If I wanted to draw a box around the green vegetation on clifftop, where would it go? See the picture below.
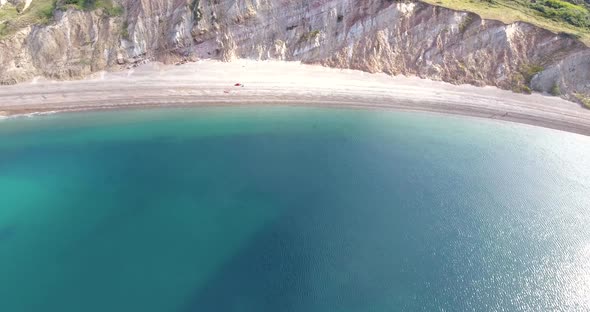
[423,0,590,45]
[0,0,122,38]
[0,0,56,38]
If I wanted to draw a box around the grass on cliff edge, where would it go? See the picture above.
[422,0,590,45]
[0,0,122,38]
[1,0,56,38]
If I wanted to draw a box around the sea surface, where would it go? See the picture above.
[0,107,589,312]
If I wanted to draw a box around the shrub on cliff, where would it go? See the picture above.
[574,93,590,108]
[532,0,590,28]
[551,83,562,96]
[58,0,123,16]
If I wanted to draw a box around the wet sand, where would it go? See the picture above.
[1,60,589,135]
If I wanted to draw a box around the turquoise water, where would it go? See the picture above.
[0,107,589,311]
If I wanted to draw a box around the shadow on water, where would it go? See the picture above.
[0,226,15,241]
[179,171,447,312]
[42,132,354,312]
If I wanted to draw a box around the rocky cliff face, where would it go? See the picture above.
[1,0,589,102]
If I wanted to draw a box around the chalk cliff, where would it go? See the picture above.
[1,0,589,103]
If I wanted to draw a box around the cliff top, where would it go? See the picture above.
[0,0,121,38]
[423,0,590,45]
[1,0,589,44]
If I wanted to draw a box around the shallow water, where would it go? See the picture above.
[0,107,589,311]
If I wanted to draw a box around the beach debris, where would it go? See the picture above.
[234,83,242,87]
[175,59,189,66]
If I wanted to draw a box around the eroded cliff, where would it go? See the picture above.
[1,0,589,103]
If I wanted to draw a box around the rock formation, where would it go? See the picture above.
[1,0,589,102]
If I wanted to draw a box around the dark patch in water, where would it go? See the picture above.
[0,226,15,241]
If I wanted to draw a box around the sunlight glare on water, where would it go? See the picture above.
[0,107,589,312]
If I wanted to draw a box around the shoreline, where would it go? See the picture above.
[1,60,590,136]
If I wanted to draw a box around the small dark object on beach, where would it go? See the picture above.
[234,83,242,87]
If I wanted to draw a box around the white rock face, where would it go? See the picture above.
[1,0,589,100]
[532,49,590,95]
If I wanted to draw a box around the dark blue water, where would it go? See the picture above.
[0,107,589,311]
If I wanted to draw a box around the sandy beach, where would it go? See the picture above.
[1,60,589,135]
